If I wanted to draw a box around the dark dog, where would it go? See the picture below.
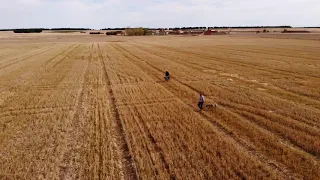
[205,103,218,111]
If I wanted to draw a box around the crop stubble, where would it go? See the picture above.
[0,35,319,179]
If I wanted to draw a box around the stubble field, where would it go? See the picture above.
[0,33,319,180]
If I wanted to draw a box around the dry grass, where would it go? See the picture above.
[0,33,319,179]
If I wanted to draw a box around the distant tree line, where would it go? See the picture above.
[125,28,151,36]
[124,26,292,30]
[102,27,205,31]
[300,27,320,28]
[211,26,292,29]
[51,28,91,31]
[148,28,167,30]
[2,26,310,34]
[169,27,207,30]
[0,29,15,31]
[101,28,125,30]
[0,28,49,32]
[0,28,91,33]
[13,29,44,33]
[101,26,293,31]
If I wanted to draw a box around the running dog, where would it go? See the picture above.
[205,103,218,111]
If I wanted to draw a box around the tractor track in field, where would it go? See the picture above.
[110,43,299,179]
[128,43,320,126]
[0,45,60,70]
[137,42,320,62]
[186,46,320,78]
[0,46,36,60]
[211,45,320,61]
[135,41,320,83]
[98,44,139,180]
[0,44,72,83]
[0,45,82,136]
[116,98,177,108]
[131,42,320,106]
[0,45,45,59]
[114,42,320,179]
[58,56,88,180]
[0,44,80,109]
[218,99,320,136]
[142,45,320,128]
[131,106,175,179]
[105,43,237,179]
[175,44,320,62]
[51,44,80,68]
[112,42,320,179]
[223,103,320,158]
[44,44,78,66]
[140,43,320,80]
[0,51,18,58]
[119,42,320,150]
[58,44,92,180]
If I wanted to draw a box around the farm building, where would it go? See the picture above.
[168,30,187,35]
[151,29,167,35]
[189,30,204,35]
[115,31,123,35]
[158,29,167,35]
[203,30,229,35]
[203,30,218,35]
[168,31,178,35]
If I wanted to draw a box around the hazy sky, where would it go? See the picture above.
[1,0,319,29]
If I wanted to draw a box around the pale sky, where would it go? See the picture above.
[1,0,319,29]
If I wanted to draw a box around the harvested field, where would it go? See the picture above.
[241,33,320,41]
[0,34,319,179]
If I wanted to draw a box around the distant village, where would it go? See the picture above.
[83,26,311,36]
[1,26,313,35]
[150,29,229,36]
[97,28,230,36]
